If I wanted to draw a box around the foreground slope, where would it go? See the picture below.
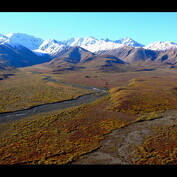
[1,68,177,164]
[1,32,177,165]
[73,74,177,164]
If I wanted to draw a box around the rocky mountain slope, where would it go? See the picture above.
[0,42,50,67]
[43,46,127,72]
[1,32,177,68]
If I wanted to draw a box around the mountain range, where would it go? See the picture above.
[1,32,177,68]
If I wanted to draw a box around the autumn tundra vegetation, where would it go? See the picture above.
[0,64,177,165]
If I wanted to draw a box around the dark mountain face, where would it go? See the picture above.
[62,46,95,63]
[156,50,177,64]
[103,47,159,63]
[47,46,95,67]
[102,46,177,65]
[45,46,126,72]
[122,48,158,63]
[81,54,126,72]
[2,39,177,71]
[0,44,51,67]
[43,44,177,72]
[90,54,125,66]
[97,46,134,58]
[2,32,177,70]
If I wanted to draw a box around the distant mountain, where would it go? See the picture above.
[155,50,177,64]
[102,47,157,63]
[0,42,50,67]
[103,46,177,65]
[62,36,143,53]
[122,47,158,63]
[44,46,126,72]
[144,41,177,51]
[114,37,145,47]
[0,33,8,43]
[6,33,44,50]
[59,46,95,63]
[2,32,177,54]
[63,36,98,47]
[38,39,70,57]
[47,46,95,69]
[1,32,177,69]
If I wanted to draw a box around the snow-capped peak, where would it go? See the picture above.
[144,41,177,51]
[114,37,144,47]
[4,31,177,57]
[39,39,65,50]
[0,32,146,55]
[39,39,69,55]
[63,36,134,53]
[0,35,22,49]
[6,33,44,50]
[0,33,9,43]
[6,33,15,38]
[101,38,111,42]
[63,36,98,47]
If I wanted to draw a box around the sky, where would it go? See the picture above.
[0,12,177,45]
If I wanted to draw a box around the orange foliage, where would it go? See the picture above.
[135,123,177,165]
[109,76,177,113]
[0,97,131,165]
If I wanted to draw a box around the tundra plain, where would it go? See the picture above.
[0,64,177,165]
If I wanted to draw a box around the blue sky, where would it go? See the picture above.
[0,12,177,45]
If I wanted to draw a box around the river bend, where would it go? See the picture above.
[0,75,107,124]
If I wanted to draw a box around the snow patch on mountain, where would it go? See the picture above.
[63,36,125,53]
[114,37,145,47]
[33,49,49,56]
[0,33,9,43]
[63,36,98,46]
[0,33,146,55]
[83,40,124,53]
[63,36,144,53]
[144,41,177,51]
[6,33,43,50]
[3,32,177,57]
[2,40,23,49]
[39,39,70,56]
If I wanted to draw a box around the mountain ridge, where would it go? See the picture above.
[2,32,177,54]
[1,32,177,68]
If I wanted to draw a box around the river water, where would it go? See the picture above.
[0,75,107,124]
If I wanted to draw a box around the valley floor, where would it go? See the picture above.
[0,66,177,165]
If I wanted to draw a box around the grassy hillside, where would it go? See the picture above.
[108,75,177,114]
[135,122,177,165]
